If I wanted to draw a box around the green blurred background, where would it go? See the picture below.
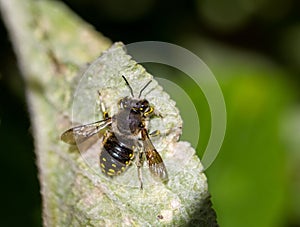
[1,0,300,226]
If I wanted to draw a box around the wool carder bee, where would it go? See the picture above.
[61,76,168,189]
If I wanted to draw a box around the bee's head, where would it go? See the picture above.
[120,75,152,113]
[119,97,150,113]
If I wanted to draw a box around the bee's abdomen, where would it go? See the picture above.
[100,133,134,176]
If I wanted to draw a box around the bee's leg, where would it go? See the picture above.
[149,130,160,137]
[97,91,109,119]
[144,106,163,118]
[136,149,144,190]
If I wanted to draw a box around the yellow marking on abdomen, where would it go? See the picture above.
[108,169,115,173]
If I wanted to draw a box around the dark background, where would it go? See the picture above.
[1,0,300,226]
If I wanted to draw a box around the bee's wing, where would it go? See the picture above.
[61,118,112,145]
[141,128,168,182]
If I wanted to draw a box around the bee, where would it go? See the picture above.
[61,76,168,189]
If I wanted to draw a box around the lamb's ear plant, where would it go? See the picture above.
[0,0,218,226]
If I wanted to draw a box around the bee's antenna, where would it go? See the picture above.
[122,75,134,97]
[138,80,152,98]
